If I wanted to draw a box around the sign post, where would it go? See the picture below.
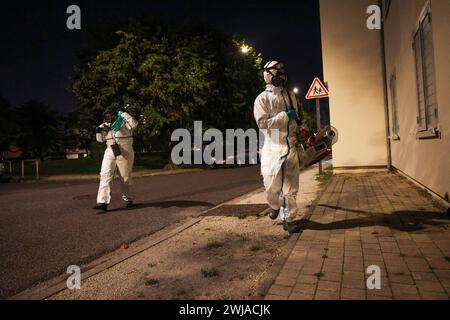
[315,98,323,174]
[305,77,330,175]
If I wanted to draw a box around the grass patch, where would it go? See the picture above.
[283,234,292,240]
[239,235,249,242]
[201,267,220,278]
[315,166,333,186]
[238,213,247,220]
[176,288,189,296]
[172,289,194,300]
[144,278,159,286]
[206,241,224,249]
[148,262,157,268]
[249,244,262,252]
[322,254,329,259]
[137,292,144,298]
[11,152,170,178]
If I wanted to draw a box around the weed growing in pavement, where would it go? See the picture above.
[206,241,224,249]
[201,267,220,278]
[315,166,333,186]
[250,244,262,252]
[314,272,325,279]
[174,288,195,299]
[240,235,249,242]
[145,278,159,286]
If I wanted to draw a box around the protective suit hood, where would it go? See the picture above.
[263,61,287,87]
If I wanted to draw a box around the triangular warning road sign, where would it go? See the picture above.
[305,77,329,99]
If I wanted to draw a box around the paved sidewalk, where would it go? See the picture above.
[265,172,450,300]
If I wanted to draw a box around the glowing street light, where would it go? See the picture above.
[293,87,299,94]
[240,45,249,54]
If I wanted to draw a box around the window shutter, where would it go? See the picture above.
[389,73,399,136]
[421,13,438,129]
[413,31,427,131]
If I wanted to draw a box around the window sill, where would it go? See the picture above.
[416,128,440,140]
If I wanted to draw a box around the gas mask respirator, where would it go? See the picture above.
[263,62,287,87]
[100,110,122,158]
[102,111,118,131]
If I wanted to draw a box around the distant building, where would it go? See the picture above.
[319,0,449,203]
[65,148,88,160]
[1,144,23,160]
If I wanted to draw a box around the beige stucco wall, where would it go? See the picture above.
[384,0,450,201]
[320,0,388,169]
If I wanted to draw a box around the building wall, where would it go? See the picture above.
[384,0,450,201]
[319,0,388,169]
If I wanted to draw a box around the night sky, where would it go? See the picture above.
[0,0,323,114]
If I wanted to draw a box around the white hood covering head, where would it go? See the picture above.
[263,61,285,85]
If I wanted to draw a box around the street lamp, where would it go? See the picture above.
[293,87,299,94]
[240,45,249,54]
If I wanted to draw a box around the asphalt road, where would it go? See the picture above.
[0,166,262,298]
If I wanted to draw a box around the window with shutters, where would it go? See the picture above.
[390,72,400,139]
[413,4,439,138]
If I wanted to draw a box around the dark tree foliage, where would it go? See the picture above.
[14,100,62,159]
[71,21,264,152]
[0,96,15,152]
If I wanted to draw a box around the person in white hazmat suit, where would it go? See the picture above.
[94,109,138,212]
[254,61,302,234]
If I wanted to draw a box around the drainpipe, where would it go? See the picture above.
[379,0,392,171]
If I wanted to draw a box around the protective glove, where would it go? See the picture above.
[111,112,126,132]
[287,109,298,121]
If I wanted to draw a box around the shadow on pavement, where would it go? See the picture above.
[293,204,450,232]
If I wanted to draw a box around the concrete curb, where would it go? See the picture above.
[253,232,300,299]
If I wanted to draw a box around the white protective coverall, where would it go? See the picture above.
[96,112,138,204]
[254,85,300,223]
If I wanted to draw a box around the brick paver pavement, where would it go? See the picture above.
[265,172,450,300]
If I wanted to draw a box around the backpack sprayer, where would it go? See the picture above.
[279,81,339,170]
[296,125,338,169]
